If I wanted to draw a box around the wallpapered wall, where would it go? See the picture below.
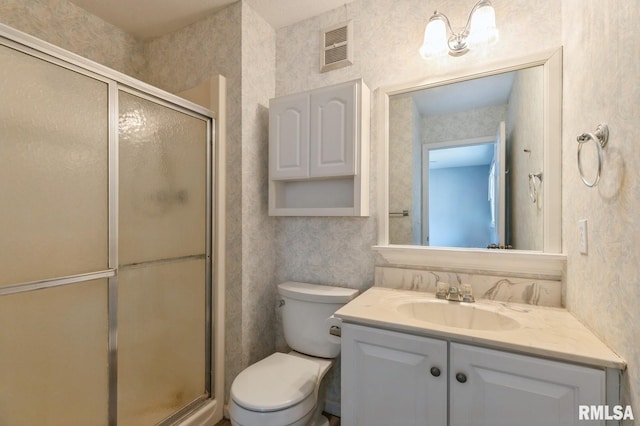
[388,96,414,244]
[506,67,544,250]
[562,0,640,420]
[0,0,145,77]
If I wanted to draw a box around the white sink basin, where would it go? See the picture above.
[396,300,520,331]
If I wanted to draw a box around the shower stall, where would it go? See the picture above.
[0,25,220,426]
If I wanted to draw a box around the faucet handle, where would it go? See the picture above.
[461,284,475,303]
[435,282,448,299]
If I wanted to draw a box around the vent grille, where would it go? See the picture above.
[325,26,348,48]
[325,44,348,65]
[320,21,353,73]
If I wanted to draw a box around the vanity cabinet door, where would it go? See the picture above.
[269,92,310,180]
[341,324,447,426]
[449,343,606,426]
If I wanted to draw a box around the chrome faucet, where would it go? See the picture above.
[437,285,475,303]
[446,286,461,302]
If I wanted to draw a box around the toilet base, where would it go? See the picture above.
[315,414,329,426]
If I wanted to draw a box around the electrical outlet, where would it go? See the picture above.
[578,219,588,254]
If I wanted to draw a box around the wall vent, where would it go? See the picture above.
[320,21,353,73]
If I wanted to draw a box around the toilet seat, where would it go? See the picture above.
[231,352,319,411]
[230,353,320,425]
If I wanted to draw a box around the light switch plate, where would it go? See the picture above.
[578,219,588,254]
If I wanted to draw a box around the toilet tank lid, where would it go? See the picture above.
[278,281,359,303]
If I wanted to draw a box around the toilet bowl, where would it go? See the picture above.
[228,282,358,426]
[229,352,332,426]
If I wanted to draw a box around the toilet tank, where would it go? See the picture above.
[278,281,359,358]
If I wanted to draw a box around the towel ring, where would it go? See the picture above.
[577,123,609,187]
[528,172,542,203]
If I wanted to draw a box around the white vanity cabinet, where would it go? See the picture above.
[342,324,609,426]
[268,79,370,216]
[341,323,447,426]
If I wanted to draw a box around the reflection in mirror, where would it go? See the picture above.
[388,66,544,250]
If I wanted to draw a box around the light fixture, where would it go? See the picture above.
[419,0,498,58]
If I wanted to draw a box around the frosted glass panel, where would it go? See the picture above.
[0,45,109,286]
[0,279,109,426]
[119,91,207,265]
[117,259,206,426]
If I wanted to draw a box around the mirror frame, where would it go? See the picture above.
[374,48,566,278]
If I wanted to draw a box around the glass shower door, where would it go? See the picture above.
[117,90,210,426]
[0,43,110,426]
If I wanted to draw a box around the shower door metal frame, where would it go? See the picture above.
[116,84,215,426]
[0,24,216,426]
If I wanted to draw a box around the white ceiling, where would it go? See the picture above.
[411,71,516,117]
[69,0,351,40]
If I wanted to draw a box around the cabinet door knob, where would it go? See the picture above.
[430,367,441,377]
[455,372,468,383]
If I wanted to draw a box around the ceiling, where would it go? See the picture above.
[411,71,516,117]
[69,0,351,40]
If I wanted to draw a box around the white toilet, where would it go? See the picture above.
[229,281,358,426]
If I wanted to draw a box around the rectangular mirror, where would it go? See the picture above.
[390,66,542,250]
[376,49,563,276]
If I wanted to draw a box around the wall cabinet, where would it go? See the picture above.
[342,323,609,426]
[268,79,370,216]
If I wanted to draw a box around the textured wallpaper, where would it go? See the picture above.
[562,0,640,419]
[388,96,414,244]
[0,0,145,77]
[422,104,507,145]
[239,0,277,375]
[506,67,544,250]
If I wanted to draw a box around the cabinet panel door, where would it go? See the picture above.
[450,343,605,426]
[269,93,309,180]
[342,324,447,426]
[309,82,356,177]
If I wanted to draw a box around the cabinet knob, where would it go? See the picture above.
[455,373,468,383]
[430,367,441,377]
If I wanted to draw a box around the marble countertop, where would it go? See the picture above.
[334,287,626,370]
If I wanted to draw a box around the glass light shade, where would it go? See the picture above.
[468,4,498,46]
[419,18,448,58]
